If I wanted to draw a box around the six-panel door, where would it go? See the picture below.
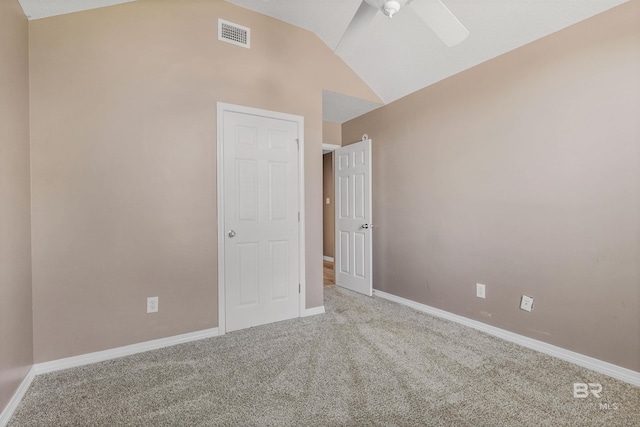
[223,111,300,332]
[335,140,372,296]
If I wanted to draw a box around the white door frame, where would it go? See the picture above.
[216,102,305,335]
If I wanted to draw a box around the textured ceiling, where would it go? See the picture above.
[18,0,630,123]
[18,0,136,19]
[322,90,383,124]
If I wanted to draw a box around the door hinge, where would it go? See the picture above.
[296,139,299,149]
[298,212,300,222]
[299,283,301,293]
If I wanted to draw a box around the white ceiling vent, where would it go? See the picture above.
[218,19,250,48]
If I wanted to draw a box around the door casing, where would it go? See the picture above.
[216,102,305,335]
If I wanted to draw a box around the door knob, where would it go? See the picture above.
[228,230,236,238]
[361,224,369,229]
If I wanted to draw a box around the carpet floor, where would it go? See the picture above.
[9,287,640,426]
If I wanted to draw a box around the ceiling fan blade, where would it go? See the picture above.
[411,0,469,47]
[335,1,379,56]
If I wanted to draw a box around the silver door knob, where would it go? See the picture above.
[228,230,236,238]
[361,224,369,229]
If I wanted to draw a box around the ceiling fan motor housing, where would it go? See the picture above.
[338,0,468,56]
[383,1,401,18]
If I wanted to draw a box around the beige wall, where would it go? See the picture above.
[29,0,380,362]
[322,153,334,259]
[0,0,33,413]
[343,1,640,371]
[322,121,342,146]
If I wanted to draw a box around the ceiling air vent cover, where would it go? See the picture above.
[218,19,250,48]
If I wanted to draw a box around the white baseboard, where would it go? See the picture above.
[373,289,640,387]
[0,367,36,427]
[302,306,325,317]
[323,256,334,262]
[34,328,219,375]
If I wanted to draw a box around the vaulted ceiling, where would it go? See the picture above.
[18,0,629,123]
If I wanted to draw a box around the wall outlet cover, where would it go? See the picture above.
[476,283,486,299]
[520,295,534,312]
[147,296,159,313]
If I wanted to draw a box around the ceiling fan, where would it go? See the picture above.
[335,0,469,56]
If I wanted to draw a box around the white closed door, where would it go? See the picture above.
[335,139,372,296]
[222,110,300,332]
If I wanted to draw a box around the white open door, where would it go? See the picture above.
[219,105,303,333]
[334,139,372,296]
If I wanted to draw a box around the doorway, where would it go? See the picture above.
[333,140,373,296]
[322,139,373,296]
[322,144,340,287]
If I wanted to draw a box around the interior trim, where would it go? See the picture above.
[322,143,341,152]
[302,306,326,317]
[0,367,35,426]
[34,328,219,375]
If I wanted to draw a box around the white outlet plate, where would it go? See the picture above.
[476,283,486,299]
[520,295,534,312]
[147,296,158,313]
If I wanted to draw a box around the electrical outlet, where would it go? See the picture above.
[520,295,534,312]
[326,198,331,204]
[147,296,158,313]
[476,283,486,299]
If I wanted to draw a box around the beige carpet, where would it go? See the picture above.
[9,287,639,426]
